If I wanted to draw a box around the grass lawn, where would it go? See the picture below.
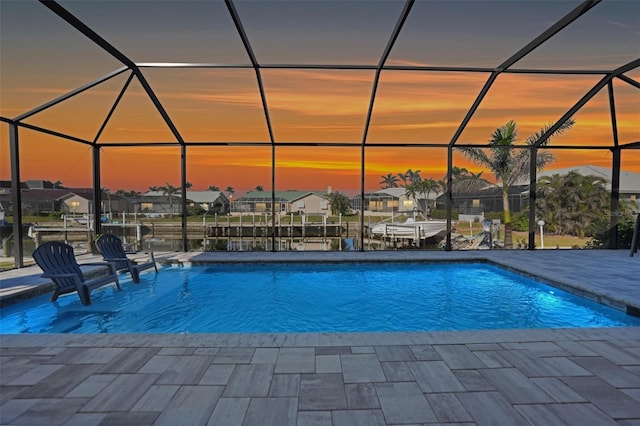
[512,231,591,249]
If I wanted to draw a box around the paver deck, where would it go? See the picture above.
[1,249,639,425]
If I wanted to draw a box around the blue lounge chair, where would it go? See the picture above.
[32,241,121,305]
[95,233,157,283]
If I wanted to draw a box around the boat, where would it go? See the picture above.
[370,218,448,239]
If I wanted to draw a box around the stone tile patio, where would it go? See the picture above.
[1,249,639,424]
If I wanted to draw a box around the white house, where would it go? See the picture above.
[353,187,442,215]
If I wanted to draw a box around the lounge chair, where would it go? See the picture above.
[32,241,121,305]
[95,233,157,283]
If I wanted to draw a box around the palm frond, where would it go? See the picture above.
[459,147,491,169]
[526,118,575,146]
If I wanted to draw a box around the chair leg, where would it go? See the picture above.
[51,288,60,302]
[113,276,122,290]
[78,286,92,305]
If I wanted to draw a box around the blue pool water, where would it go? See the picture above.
[1,262,639,334]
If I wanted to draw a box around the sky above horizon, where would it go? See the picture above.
[1,0,639,194]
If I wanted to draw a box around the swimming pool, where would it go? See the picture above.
[1,262,639,333]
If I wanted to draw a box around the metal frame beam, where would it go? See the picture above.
[449,0,601,149]
[93,72,135,143]
[13,67,129,122]
[92,146,102,238]
[496,0,601,72]
[532,59,640,149]
[41,0,186,232]
[617,74,640,89]
[181,145,188,250]
[135,62,613,76]
[9,123,24,268]
[1,0,632,264]
[608,81,621,248]
[226,0,278,251]
[12,122,93,146]
[39,1,135,68]
[359,0,414,251]
[527,148,538,250]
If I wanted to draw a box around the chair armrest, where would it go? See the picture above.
[41,272,78,279]
[80,262,119,276]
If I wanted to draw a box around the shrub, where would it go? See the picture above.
[483,211,503,221]
[586,215,636,249]
[430,209,458,220]
[511,211,529,232]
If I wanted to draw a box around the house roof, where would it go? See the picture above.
[239,190,327,202]
[20,189,77,201]
[141,191,229,204]
[0,181,29,190]
[144,190,180,198]
[59,191,96,201]
[181,191,228,204]
[368,187,442,200]
[538,165,640,193]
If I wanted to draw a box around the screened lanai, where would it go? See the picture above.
[1,0,639,267]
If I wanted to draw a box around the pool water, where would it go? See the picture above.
[1,262,639,333]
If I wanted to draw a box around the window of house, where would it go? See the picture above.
[370,201,383,211]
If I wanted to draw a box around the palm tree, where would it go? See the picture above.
[208,185,220,191]
[460,119,574,248]
[255,185,264,191]
[326,191,351,215]
[379,173,399,189]
[397,172,408,187]
[443,166,487,194]
[176,182,192,195]
[148,185,159,192]
[538,171,607,237]
[404,184,418,209]
[160,183,178,218]
[417,178,440,216]
[537,173,564,234]
[225,186,235,199]
[405,168,421,186]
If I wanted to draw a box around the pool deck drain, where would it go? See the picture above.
[1,249,639,424]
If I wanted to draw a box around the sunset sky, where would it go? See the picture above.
[1,0,638,195]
